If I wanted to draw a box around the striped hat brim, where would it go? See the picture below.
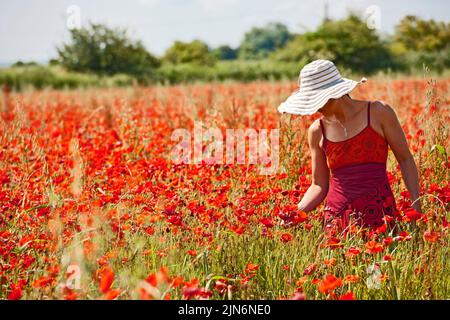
[278,77,366,115]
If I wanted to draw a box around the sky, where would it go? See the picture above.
[0,0,449,63]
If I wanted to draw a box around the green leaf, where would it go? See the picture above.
[431,144,446,157]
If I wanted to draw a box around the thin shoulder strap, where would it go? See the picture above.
[367,101,371,126]
[319,118,326,140]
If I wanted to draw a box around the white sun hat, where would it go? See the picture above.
[277,59,367,115]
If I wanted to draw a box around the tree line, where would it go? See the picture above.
[2,13,449,89]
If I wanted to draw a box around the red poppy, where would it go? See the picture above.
[345,247,362,258]
[384,254,394,261]
[365,240,384,254]
[64,291,77,300]
[291,292,306,300]
[8,284,22,300]
[423,231,440,243]
[383,237,393,246]
[318,274,343,294]
[394,231,412,242]
[303,263,317,276]
[98,266,114,293]
[344,275,360,283]
[325,237,344,249]
[339,292,356,300]
[103,289,120,300]
[259,217,274,228]
[245,263,259,274]
[323,258,336,267]
[182,278,212,300]
[404,208,423,222]
[280,233,293,243]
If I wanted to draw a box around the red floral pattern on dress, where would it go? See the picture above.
[323,126,388,171]
[323,181,399,237]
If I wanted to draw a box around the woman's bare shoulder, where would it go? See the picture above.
[308,118,322,135]
[371,100,398,124]
[371,100,396,116]
[308,119,323,145]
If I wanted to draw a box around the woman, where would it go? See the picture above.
[278,60,421,235]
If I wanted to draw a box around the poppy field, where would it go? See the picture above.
[0,77,449,300]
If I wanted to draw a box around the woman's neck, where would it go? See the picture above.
[320,96,360,122]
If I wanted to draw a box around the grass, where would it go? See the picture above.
[2,61,450,91]
[0,77,448,300]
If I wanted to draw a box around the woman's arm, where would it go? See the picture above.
[375,102,422,213]
[297,120,330,212]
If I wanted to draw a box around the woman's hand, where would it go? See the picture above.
[297,120,330,212]
[374,101,422,213]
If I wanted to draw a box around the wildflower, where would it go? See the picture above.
[259,217,274,228]
[32,276,55,288]
[182,279,212,300]
[245,263,259,274]
[345,247,362,258]
[303,263,317,276]
[167,214,183,226]
[318,274,343,294]
[142,249,152,256]
[98,266,114,293]
[404,208,423,222]
[384,254,394,261]
[277,207,307,226]
[295,277,307,287]
[394,231,412,242]
[325,237,344,249]
[103,289,120,300]
[170,276,184,288]
[303,223,313,230]
[291,292,306,300]
[339,292,356,300]
[188,250,197,256]
[144,226,155,235]
[64,289,77,300]
[8,284,22,300]
[280,233,293,243]
[323,258,336,267]
[365,240,384,254]
[380,273,389,282]
[423,231,440,243]
[97,255,109,266]
[375,224,387,234]
[383,237,393,246]
[344,275,360,283]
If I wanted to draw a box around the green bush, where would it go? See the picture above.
[57,23,160,76]
[0,65,136,91]
[163,40,216,67]
[272,14,397,74]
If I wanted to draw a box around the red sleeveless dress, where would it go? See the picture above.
[320,102,399,235]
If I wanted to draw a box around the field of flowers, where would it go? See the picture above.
[0,77,449,300]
